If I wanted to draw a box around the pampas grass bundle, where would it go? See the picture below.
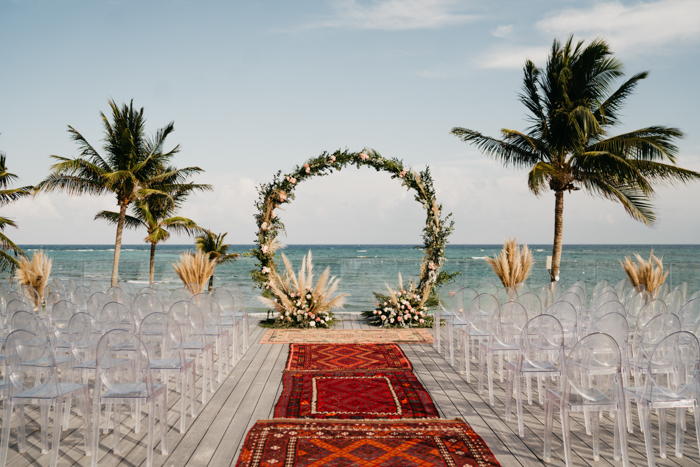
[173,251,216,292]
[15,250,52,308]
[621,250,668,297]
[258,251,348,328]
[485,238,534,289]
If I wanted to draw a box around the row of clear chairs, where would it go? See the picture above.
[437,281,700,467]
[0,279,252,467]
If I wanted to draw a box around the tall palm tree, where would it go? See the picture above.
[36,99,205,286]
[452,36,700,282]
[0,152,32,272]
[195,231,239,290]
[95,166,210,284]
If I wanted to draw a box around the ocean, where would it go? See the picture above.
[18,244,700,312]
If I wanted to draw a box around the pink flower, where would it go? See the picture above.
[262,266,271,274]
[399,169,407,178]
[271,211,276,218]
[286,176,297,184]
[329,155,336,163]
[261,245,269,254]
[280,193,286,202]
[304,163,310,173]
[359,152,369,160]
[419,319,425,324]
[376,302,380,307]
[397,316,403,322]
[261,222,268,231]
[428,261,436,270]
[381,315,386,320]
[315,317,321,322]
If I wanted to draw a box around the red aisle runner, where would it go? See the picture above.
[236,343,501,466]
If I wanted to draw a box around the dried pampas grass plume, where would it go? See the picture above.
[15,250,52,308]
[621,250,668,297]
[173,251,216,292]
[485,238,534,289]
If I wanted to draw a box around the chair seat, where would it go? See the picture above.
[74,357,130,371]
[507,360,561,374]
[624,385,698,404]
[19,355,70,368]
[13,382,86,401]
[547,388,617,410]
[183,340,213,350]
[149,357,195,370]
[101,382,166,400]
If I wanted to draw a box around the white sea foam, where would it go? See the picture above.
[472,256,487,259]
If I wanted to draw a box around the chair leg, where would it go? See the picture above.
[113,401,121,455]
[543,398,553,462]
[641,404,656,467]
[0,401,14,467]
[180,371,187,434]
[592,410,600,461]
[160,393,168,455]
[487,352,495,406]
[675,407,684,458]
[659,407,667,458]
[561,408,572,467]
[515,374,524,437]
[505,367,513,422]
[191,365,198,418]
[147,399,155,467]
[51,401,62,467]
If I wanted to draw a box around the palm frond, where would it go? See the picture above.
[451,128,542,168]
[94,210,143,229]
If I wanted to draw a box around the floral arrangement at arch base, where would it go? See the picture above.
[362,273,431,328]
[258,251,348,329]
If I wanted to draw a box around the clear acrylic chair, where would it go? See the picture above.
[168,301,214,404]
[477,282,498,296]
[535,285,554,309]
[673,281,689,303]
[624,331,700,466]
[515,282,531,294]
[116,281,136,307]
[436,283,462,354]
[192,293,230,383]
[99,302,137,334]
[630,313,681,387]
[679,298,700,331]
[651,282,669,300]
[626,290,652,327]
[132,293,164,327]
[89,281,106,295]
[463,293,499,382]
[211,287,241,364]
[497,286,518,304]
[479,301,529,406]
[558,292,583,316]
[152,283,172,310]
[545,301,579,350]
[614,278,629,300]
[590,290,619,314]
[634,300,668,333]
[19,285,42,314]
[73,286,90,312]
[93,329,168,467]
[45,292,64,315]
[105,287,127,306]
[550,281,563,301]
[624,284,647,307]
[0,329,92,467]
[664,289,684,315]
[9,310,72,379]
[222,282,250,351]
[588,300,626,330]
[139,312,197,433]
[184,282,203,295]
[544,332,629,467]
[566,285,586,307]
[590,280,610,302]
[170,287,193,308]
[505,314,564,436]
[445,287,479,373]
[517,292,543,317]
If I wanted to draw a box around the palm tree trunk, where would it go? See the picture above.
[550,190,564,282]
[149,242,156,285]
[110,202,127,287]
[208,272,214,291]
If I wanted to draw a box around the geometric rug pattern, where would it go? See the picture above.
[260,329,434,345]
[235,418,502,467]
[285,343,412,371]
[274,370,439,419]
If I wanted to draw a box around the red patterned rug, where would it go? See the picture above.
[275,370,439,419]
[235,419,501,467]
[286,343,412,371]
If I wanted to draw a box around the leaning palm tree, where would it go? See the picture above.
[195,231,239,290]
[452,36,699,282]
[95,168,210,284]
[36,99,205,286]
[0,152,32,273]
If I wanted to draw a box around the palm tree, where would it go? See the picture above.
[36,99,205,286]
[195,231,239,290]
[452,36,700,282]
[0,153,31,272]
[95,166,210,284]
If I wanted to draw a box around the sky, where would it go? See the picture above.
[1,0,699,246]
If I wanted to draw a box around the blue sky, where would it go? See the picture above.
[1,0,699,246]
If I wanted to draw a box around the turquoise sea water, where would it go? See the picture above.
[19,244,700,312]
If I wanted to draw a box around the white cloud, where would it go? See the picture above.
[306,0,477,31]
[536,0,700,53]
[476,46,549,69]
[491,24,514,38]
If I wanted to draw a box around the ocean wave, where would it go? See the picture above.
[357,250,367,252]
[536,249,544,252]
[472,256,487,260]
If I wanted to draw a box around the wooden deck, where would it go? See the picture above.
[6,314,700,466]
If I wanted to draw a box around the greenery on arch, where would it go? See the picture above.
[249,149,455,303]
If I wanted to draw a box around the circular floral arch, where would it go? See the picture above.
[251,149,454,300]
